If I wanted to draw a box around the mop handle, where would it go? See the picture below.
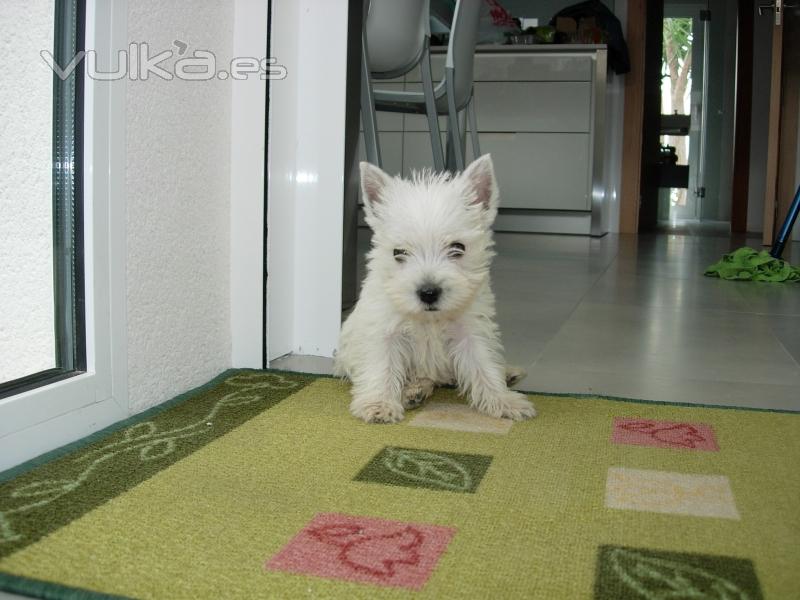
[770,184,800,259]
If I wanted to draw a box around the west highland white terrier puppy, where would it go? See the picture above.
[334,154,536,424]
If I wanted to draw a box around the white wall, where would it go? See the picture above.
[230,0,268,368]
[125,1,235,411]
[0,1,56,382]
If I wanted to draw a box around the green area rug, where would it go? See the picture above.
[1,370,798,599]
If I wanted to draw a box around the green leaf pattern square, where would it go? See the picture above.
[595,545,763,600]
[354,446,493,493]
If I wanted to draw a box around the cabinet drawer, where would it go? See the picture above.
[403,82,592,133]
[473,82,591,132]
[473,53,594,82]
[481,133,591,210]
[406,52,594,82]
[401,132,591,211]
[402,82,592,134]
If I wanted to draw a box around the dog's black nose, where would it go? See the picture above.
[417,285,442,305]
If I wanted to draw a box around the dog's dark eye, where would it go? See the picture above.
[393,248,408,262]
[447,242,465,258]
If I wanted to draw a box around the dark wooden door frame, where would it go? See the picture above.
[619,0,646,233]
[638,0,664,232]
[768,8,800,253]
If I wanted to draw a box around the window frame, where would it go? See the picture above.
[52,0,88,378]
[0,0,129,472]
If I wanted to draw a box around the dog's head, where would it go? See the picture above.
[360,154,499,317]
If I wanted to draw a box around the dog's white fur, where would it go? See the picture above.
[333,155,536,424]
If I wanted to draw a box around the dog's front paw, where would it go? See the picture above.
[480,391,537,421]
[350,397,405,424]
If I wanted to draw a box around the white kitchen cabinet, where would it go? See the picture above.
[364,45,609,236]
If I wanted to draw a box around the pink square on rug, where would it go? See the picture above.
[265,513,456,590]
[612,417,719,451]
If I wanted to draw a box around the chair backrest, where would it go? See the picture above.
[365,0,430,79]
[446,0,481,110]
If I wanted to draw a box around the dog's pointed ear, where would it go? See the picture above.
[461,155,499,220]
[360,162,392,224]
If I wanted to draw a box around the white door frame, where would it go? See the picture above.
[265,0,350,361]
[230,0,269,368]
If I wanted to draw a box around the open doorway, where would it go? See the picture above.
[658,14,697,223]
[639,0,738,234]
[655,1,737,232]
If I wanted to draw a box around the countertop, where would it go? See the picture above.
[431,44,608,54]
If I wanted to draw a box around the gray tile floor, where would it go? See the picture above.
[273,229,800,411]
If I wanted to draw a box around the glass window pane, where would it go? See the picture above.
[0,0,84,392]
[0,1,57,383]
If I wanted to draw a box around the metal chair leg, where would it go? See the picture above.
[360,31,382,167]
[467,91,481,159]
[420,39,444,172]
[445,68,465,171]
[458,108,468,161]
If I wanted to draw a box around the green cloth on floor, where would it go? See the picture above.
[704,247,800,282]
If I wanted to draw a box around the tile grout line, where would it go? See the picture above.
[732,284,800,371]
[525,240,623,371]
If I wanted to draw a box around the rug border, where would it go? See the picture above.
[514,387,799,415]
[0,368,254,485]
[0,571,133,600]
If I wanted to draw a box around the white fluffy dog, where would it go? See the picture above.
[334,155,536,424]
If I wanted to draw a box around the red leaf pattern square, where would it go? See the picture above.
[266,513,456,590]
[612,418,719,451]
